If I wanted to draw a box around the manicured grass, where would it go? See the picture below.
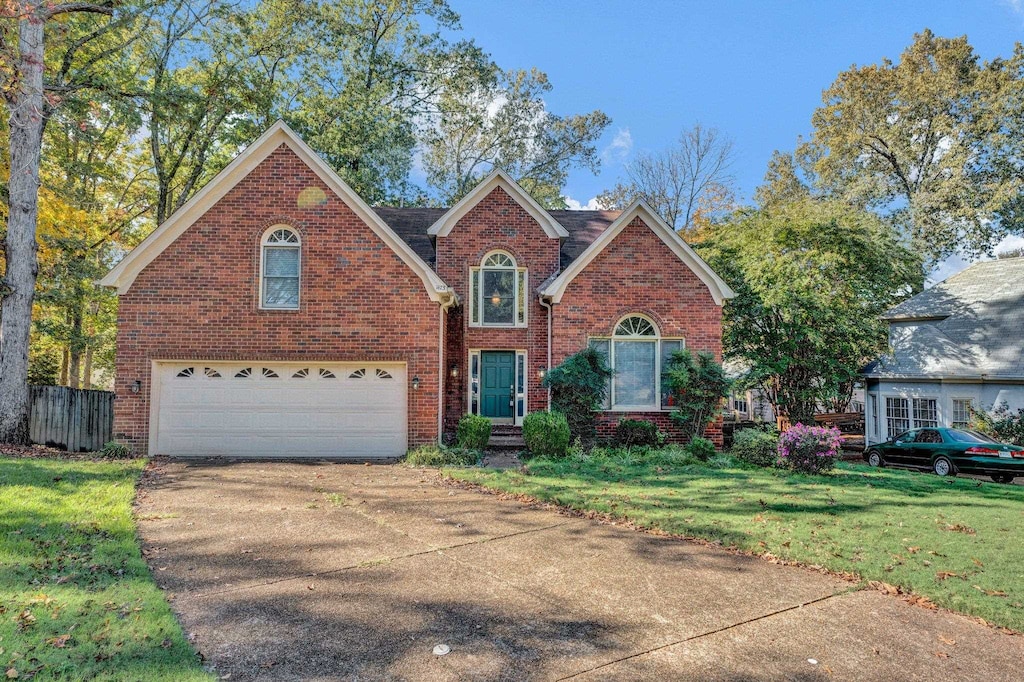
[449,454,1024,632]
[0,456,212,681]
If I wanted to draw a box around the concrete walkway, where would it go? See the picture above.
[136,461,1023,681]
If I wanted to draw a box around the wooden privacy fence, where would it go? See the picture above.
[28,385,114,452]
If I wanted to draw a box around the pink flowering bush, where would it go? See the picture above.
[777,424,842,474]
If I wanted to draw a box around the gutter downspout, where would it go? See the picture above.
[438,291,458,444]
[539,294,553,410]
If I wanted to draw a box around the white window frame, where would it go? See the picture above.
[883,393,940,440]
[951,397,974,429]
[259,225,301,310]
[469,250,527,328]
[467,348,527,426]
[589,314,686,412]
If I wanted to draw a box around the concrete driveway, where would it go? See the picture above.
[136,461,1023,681]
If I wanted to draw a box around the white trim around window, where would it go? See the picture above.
[881,393,940,441]
[468,250,527,328]
[588,314,685,412]
[259,225,301,310]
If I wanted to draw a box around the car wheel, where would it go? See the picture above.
[933,456,956,477]
[991,474,1015,484]
[867,450,883,468]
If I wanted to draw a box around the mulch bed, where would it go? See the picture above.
[0,443,108,460]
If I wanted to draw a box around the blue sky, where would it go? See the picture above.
[450,0,1024,229]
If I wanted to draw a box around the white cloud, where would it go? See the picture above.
[1003,0,1024,16]
[563,195,601,210]
[601,128,633,164]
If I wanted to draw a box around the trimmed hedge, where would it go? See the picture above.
[523,411,571,458]
[731,428,779,468]
[613,419,664,448]
[456,413,492,450]
[687,437,716,462]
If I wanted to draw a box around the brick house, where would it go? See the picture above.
[100,122,734,458]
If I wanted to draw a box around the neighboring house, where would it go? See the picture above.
[100,122,734,458]
[862,257,1024,446]
[723,360,863,424]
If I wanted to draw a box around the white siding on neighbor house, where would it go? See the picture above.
[865,380,1024,445]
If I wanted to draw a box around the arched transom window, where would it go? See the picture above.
[469,250,527,327]
[588,314,685,410]
[260,226,301,309]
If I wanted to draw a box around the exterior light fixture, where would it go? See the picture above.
[131,380,141,394]
[450,364,459,378]
[537,367,547,380]
[412,376,420,390]
[490,291,502,307]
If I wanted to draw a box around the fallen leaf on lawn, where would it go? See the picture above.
[306,585,314,590]
[868,581,900,595]
[823,666,834,675]
[906,594,938,610]
[971,557,984,568]
[938,635,956,646]
[973,585,1008,597]
[944,524,976,535]
[6,669,18,679]
[47,634,71,648]
[934,651,950,659]
[935,571,960,581]
[906,546,920,554]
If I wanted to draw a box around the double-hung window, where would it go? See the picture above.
[589,315,685,411]
[260,227,301,309]
[469,251,527,327]
[951,398,973,428]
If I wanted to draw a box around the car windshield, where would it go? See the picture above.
[947,429,1000,444]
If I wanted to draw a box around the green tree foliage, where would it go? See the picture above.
[802,30,1019,261]
[542,347,612,445]
[662,349,730,441]
[699,198,923,425]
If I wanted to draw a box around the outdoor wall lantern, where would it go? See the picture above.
[131,380,141,394]
[450,364,459,378]
[412,376,420,390]
[537,367,547,380]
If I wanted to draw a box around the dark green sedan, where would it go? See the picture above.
[864,427,1024,483]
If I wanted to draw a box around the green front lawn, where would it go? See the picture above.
[0,456,212,681]
[449,455,1024,632]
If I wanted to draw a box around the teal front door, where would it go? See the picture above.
[480,351,515,419]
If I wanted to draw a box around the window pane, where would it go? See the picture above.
[951,399,972,428]
[886,397,909,437]
[588,339,611,409]
[912,398,938,428]
[660,340,683,408]
[264,247,298,276]
[263,276,299,307]
[516,270,526,325]
[613,340,656,407]
[470,270,480,324]
[470,353,480,414]
[482,269,515,324]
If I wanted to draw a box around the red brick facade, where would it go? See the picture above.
[113,145,442,454]
[112,142,725,454]
[552,217,724,445]
[435,186,559,437]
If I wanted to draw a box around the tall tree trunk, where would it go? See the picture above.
[60,347,69,386]
[69,351,81,389]
[0,11,44,445]
[83,347,92,390]
[68,309,83,389]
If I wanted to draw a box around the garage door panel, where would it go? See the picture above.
[155,362,408,458]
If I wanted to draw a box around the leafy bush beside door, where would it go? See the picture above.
[456,413,492,450]
[542,347,612,446]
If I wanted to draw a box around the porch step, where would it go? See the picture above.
[488,435,525,451]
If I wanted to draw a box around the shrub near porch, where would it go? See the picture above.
[450,455,1024,632]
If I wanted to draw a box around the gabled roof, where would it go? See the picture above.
[426,169,569,239]
[372,207,621,269]
[99,121,452,302]
[538,200,735,305]
[866,257,1024,380]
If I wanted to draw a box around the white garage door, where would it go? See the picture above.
[153,362,407,458]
